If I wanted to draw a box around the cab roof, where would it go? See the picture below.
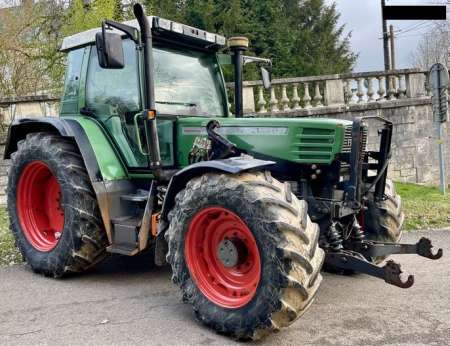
[60,16,226,52]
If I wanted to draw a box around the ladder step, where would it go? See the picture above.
[108,216,141,256]
[107,244,139,256]
[111,216,142,227]
[121,189,149,203]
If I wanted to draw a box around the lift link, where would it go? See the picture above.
[348,237,443,260]
[325,237,443,289]
[325,251,415,289]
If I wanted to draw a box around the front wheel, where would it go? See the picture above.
[165,171,324,339]
[363,179,404,263]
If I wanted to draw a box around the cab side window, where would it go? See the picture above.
[86,39,140,117]
[61,48,84,114]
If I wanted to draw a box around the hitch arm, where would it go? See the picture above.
[350,237,443,260]
[325,252,415,289]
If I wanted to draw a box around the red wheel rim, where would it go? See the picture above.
[16,161,64,252]
[184,207,261,309]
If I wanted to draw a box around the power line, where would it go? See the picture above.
[379,22,435,39]
[396,22,435,36]
[394,20,427,34]
[396,29,450,39]
[396,21,434,35]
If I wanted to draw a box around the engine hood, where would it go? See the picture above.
[175,117,353,167]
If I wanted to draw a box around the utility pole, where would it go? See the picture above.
[389,24,396,89]
[389,24,396,70]
[382,0,391,72]
[382,0,391,93]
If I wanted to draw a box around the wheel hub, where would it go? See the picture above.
[217,239,239,268]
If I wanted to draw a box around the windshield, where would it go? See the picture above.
[153,46,227,117]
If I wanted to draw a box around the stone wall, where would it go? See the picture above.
[0,127,9,205]
[323,99,449,185]
[0,95,59,123]
[0,96,59,205]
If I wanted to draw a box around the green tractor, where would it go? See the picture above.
[4,4,442,340]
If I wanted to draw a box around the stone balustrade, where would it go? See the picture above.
[229,68,429,115]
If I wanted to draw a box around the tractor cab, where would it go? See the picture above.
[60,16,230,170]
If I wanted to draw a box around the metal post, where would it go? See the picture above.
[228,37,249,118]
[133,3,161,172]
[233,48,244,117]
[389,24,396,70]
[382,0,391,93]
[436,66,447,195]
[430,63,448,195]
[438,122,446,194]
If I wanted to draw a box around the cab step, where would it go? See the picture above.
[120,189,149,203]
[107,216,142,256]
[107,243,139,256]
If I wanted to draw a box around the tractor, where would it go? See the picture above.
[4,4,443,340]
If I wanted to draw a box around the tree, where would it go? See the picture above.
[62,0,119,36]
[143,0,356,79]
[0,1,66,97]
[0,0,124,98]
[288,0,356,76]
[411,22,450,69]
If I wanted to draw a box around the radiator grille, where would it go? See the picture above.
[291,127,336,163]
[361,126,368,152]
[341,125,368,154]
[341,125,353,153]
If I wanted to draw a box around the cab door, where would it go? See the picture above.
[85,39,149,168]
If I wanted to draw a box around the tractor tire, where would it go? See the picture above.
[363,179,405,263]
[7,132,108,277]
[165,171,324,340]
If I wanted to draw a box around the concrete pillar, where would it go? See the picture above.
[406,73,426,98]
[324,79,345,106]
[242,86,255,114]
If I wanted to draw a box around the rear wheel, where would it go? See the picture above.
[7,133,108,277]
[166,171,324,339]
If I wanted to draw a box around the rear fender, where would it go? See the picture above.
[4,117,104,182]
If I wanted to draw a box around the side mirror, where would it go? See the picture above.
[261,66,271,90]
[95,30,124,69]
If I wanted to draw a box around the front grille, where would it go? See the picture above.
[292,127,336,163]
[361,126,368,152]
[341,125,353,153]
[341,125,368,154]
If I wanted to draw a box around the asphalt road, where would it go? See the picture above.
[0,230,449,346]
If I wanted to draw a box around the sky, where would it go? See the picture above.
[326,0,449,72]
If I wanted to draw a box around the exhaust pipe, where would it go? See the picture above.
[133,3,161,171]
[228,37,249,118]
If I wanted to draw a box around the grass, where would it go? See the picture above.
[0,208,21,266]
[395,182,450,231]
[0,182,448,266]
